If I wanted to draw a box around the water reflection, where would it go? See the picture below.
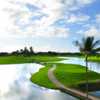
[90,91,100,98]
[0,63,77,100]
[60,57,100,73]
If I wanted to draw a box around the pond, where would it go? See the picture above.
[0,63,77,100]
[60,57,100,73]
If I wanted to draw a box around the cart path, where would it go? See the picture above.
[48,66,100,100]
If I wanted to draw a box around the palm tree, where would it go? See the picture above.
[75,36,100,99]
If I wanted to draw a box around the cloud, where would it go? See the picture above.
[34,45,70,52]
[67,14,90,23]
[84,26,100,37]
[96,14,100,23]
[76,0,95,5]
[0,0,97,52]
[12,25,70,38]
[61,0,95,11]
[5,0,67,37]
[2,0,95,38]
[0,0,14,34]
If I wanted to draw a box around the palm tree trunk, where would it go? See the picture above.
[85,55,88,100]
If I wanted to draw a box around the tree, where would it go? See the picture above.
[75,36,100,99]
[29,46,34,54]
[20,49,24,55]
[23,47,30,55]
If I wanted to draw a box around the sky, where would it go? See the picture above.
[0,0,100,52]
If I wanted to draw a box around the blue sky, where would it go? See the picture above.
[0,0,100,52]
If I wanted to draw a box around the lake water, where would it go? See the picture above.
[0,63,77,100]
[60,57,100,73]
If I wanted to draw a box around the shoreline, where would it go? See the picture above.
[31,63,100,99]
[48,66,100,100]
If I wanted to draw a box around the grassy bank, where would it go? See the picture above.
[31,63,100,91]
[88,56,100,62]
[0,55,63,64]
[31,63,55,88]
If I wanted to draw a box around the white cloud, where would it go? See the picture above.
[5,0,67,37]
[12,25,70,38]
[0,0,14,34]
[34,45,70,52]
[0,0,96,52]
[77,0,95,5]
[67,14,90,23]
[96,14,100,23]
[62,0,95,11]
[1,0,94,38]
[77,30,84,34]
[84,26,100,37]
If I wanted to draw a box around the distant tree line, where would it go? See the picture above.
[11,46,34,56]
[0,52,9,56]
[0,46,99,56]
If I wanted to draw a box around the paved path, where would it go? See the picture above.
[48,66,100,100]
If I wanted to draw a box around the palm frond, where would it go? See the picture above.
[74,41,81,46]
[92,40,100,48]
[93,47,100,52]
[74,36,100,54]
[84,37,94,51]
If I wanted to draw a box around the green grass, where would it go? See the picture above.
[31,63,100,89]
[0,54,99,64]
[54,64,100,87]
[0,55,63,64]
[30,63,56,89]
[88,56,100,62]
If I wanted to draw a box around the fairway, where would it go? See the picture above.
[31,63,100,90]
[0,55,63,64]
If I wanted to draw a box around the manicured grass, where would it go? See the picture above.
[88,56,100,62]
[31,63,100,90]
[30,63,56,89]
[54,64,100,87]
[0,54,99,64]
[0,55,63,64]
